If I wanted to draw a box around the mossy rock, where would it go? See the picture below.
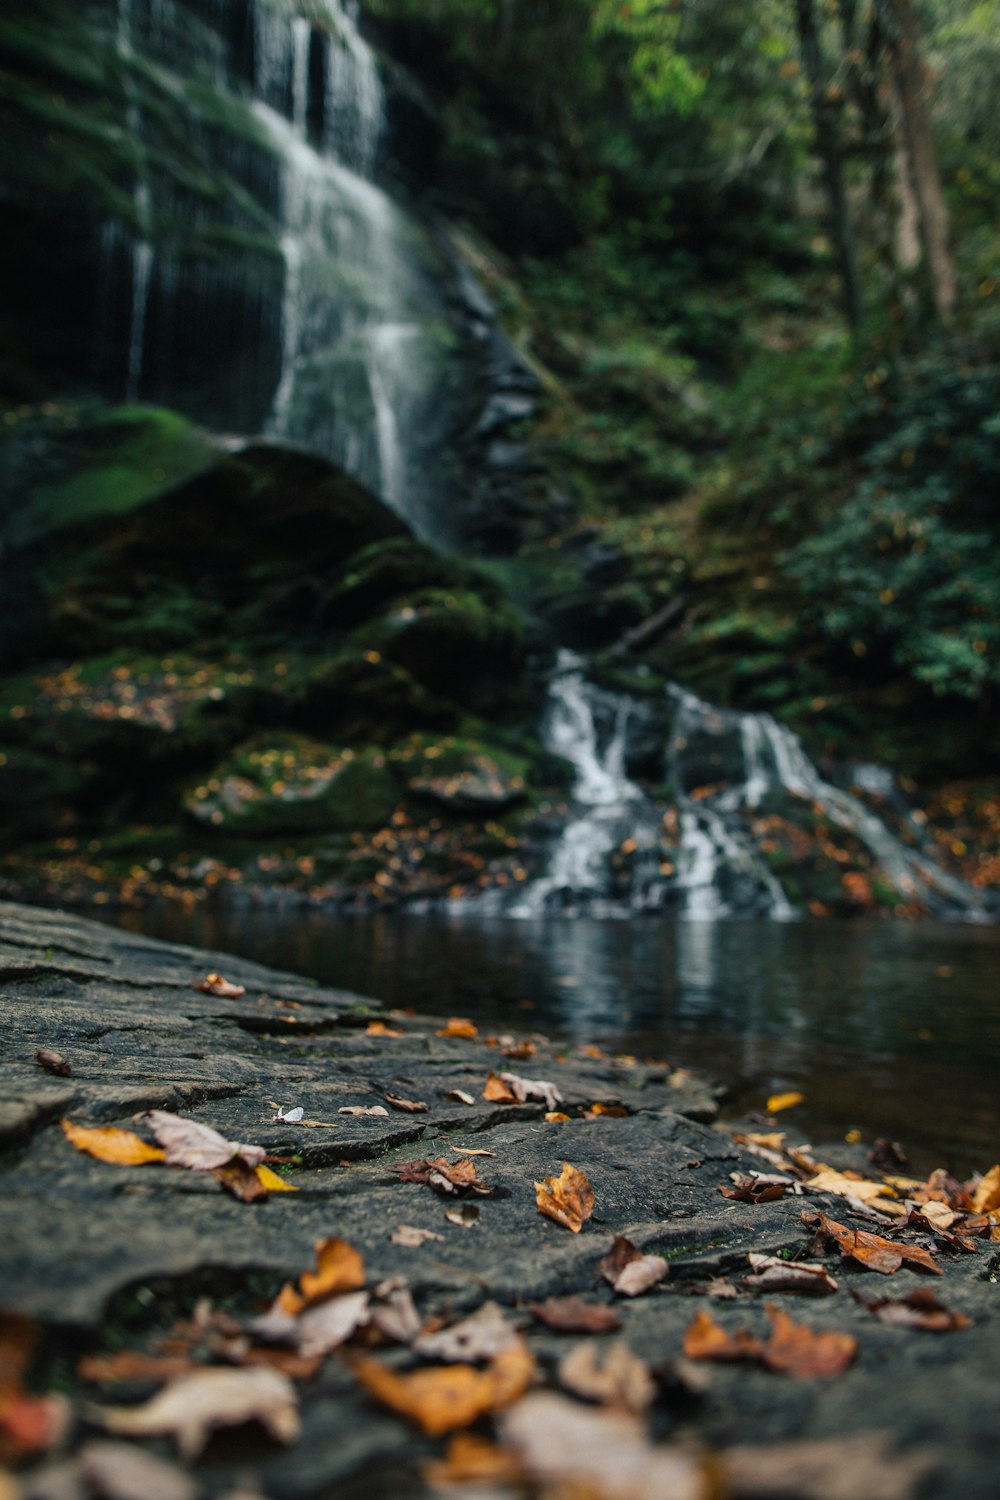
[322,536,482,626]
[389,733,531,813]
[288,650,458,742]
[362,588,524,707]
[184,734,399,836]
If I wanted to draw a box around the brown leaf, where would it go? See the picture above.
[444,1204,481,1229]
[723,1430,938,1500]
[597,1235,668,1297]
[394,1157,492,1197]
[531,1298,622,1335]
[338,1105,390,1117]
[802,1209,941,1275]
[585,1103,629,1119]
[558,1341,656,1414]
[761,1303,857,1378]
[535,1161,594,1233]
[78,1351,195,1386]
[147,1111,265,1171]
[683,1309,765,1364]
[414,1303,519,1363]
[444,1089,475,1106]
[62,1118,165,1167]
[195,972,246,998]
[743,1253,839,1296]
[972,1163,1000,1212]
[211,1158,270,1203]
[96,1366,299,1459]
[384,1092,429,1113]
[36,1048,71,1077]
[423,1432,525,1488]
[277,1237,366,1315]
[352,1338,534,1436]
[436,1017,478,1039]
[390,1224,445,1248]
[854,1287,971,1331]
[721,1172,796,1204]
[482,1071,517,1103]
[500,1041,536,1060]
[366,1021,403,1037]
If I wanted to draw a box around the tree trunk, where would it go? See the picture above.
[795,0,864,332]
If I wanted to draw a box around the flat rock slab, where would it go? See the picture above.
[1,899,998,1500]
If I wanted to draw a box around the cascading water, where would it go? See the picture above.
[514,659,995,923]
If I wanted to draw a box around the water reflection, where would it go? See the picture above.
[106,907,1000,1174]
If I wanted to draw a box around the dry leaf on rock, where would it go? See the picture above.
[0,1313,70,1463]
[370,1279,422,1345]
[211,1158,270,1203]
[296,1291,371,1358]
[339,1105,389,1117]
[853,1287,971,1331]
[559,1341,656,1414]
[722,1430,937,1500]
[277,1237,366,1315]
[78,1351,195,1386]
[390,1225,444,1248]
[423,1431,525,1489]
[499,1391,710,1500]
[972,1164,1000,1213]
[352,1338,534,1436]
[545,1111,570,1122]
[384,1092,429,1114]
[195,973,246,998]
[500,1041,536,1061]
[585,1103,629,1119]
[36,1049,71,1077]
[447,1145,495,1157]
[394,1157,492,1197]
[77,1440,198,1500]
[762,1303,857,1378]
[444,1089,475,1106]
[530,1298,621,1335]
[806,1168,894,1206]
[96,1366,299,1459]
[436,1018,478,1039]
[482,1072,517,1103]
[147,1111,265,1171]
[366,1021,403,1037]
[444,1204,481,1229]
[499,1072,563,1111]
[61,1119,165,1167]
[767,1091,804,1114]
[904,1209,980,1253]
[802,1210,941,1275]
[535,1162,594,1233]
[743,1253,838,1296]
[722,1172,798,1204]
[255,1164,298,1193]
[683,1310,764,1364]
[598,1235,668,1297]
[414,1303,519,1363]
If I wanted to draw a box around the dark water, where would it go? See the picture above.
[105,908,1000,1177]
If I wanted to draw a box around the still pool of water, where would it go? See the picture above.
[104,908,1000,1177]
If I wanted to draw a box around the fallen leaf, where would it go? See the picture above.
[96,1366,299,1458]
[908,1199,960,1231]
[853,1287,971,1331]
[296,1291,371,1357]
[500,1041,536,1060]
[767,1091,804,1114]
[390,1225,445,1248]
[423,1431,525,1488]
[414,1303,519,1363]
[255,1164,298,1193]
[211,1158,270,1203]
[972,1164,1000,1213]
[436,1018,478,1039]
[147,1111,265,1171]
[444,1204,481,1229]
[394,1157,492,1197]
[721,1171,797,1204]
[598,1235,668,1297]
[78,1351,195,1386]
[36,1048,71,1077]
[904,1209,980,1253]
[195,973,246,999]
[277,1237,366,1315]
[371,1279,422,1344]
[500,1072,563,1111]
[743,1253,838,1296]
[683,1310,764,1364]
[762,1303,857,1378]
[499,1391,709,1500]
[544,1111,570,1122]
[366,1021,403,1037]
[445,1090,475,1106]
[385,1092,429,1113]
[530,1298,622,1335]
[352,1338,534,1436]
[802,1209,941,1275]
[447,1145,495,1157]
[482,1072,517,1103]
[806,1168,893,1205]
[77,1439,198,1500]
[558,1341,655,1414]
[0,1314,70,1462]
[722,1430,937,1500]
[585,1103,629,1119]
[62,1119,165,1167]
[535,1162,594,1233]
[338,1105,390,1117]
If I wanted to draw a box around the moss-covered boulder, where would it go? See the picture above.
[184,734,399,836]
[390,733,530,813]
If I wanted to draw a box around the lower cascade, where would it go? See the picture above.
[512,655,996,923]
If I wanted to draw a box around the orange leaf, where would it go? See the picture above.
[353,1339,534,1436]
[482,1072,517,1103]
[195,972,246,998]
[423,1432,525,1486]
[683,1309,764,1363]
[78,1351,194,1386]
[436,1017,478,1039]
[534,1162,595,1233]
[972,1164,1000,1213]
[802,1210,941,1275]
[61,1118,165,1166]
[277,1238,365,1315]
[366,1021,403,1037]
[762,1303,857,1378]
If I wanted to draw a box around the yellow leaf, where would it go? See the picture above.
[767,1091,805,1114]
[353,1338,534,1436]
[973,1164,1000,1213]
[534,1162,595,1233]
[62,1118,165,1166]
[277,1237,365,1314]
[256,1164,298,1193]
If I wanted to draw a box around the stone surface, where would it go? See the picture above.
[1,899,998,1500]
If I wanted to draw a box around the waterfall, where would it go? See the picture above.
[115,0,155,402]
[509,652,663,916]
[513,659,995,923]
